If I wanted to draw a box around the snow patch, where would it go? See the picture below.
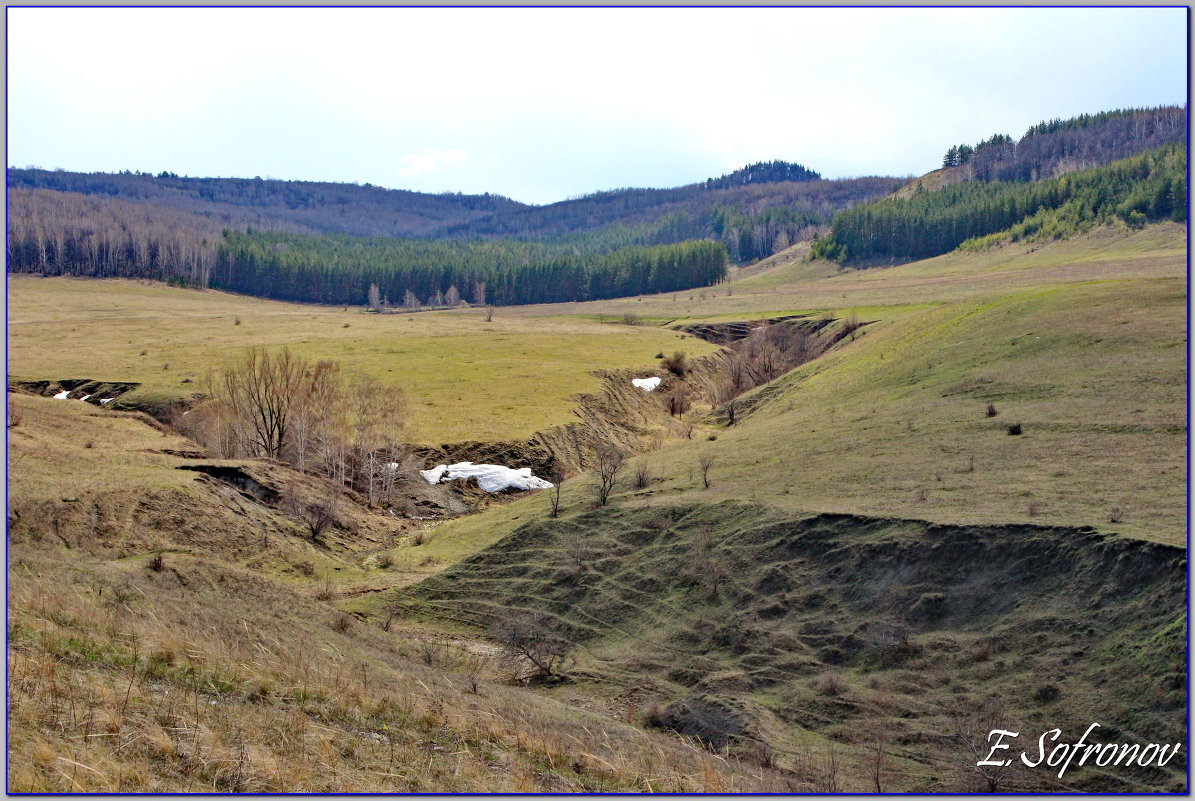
[53,390,70,400]
[632,376,662,392]
[420,461,552,493]
[80,394,91,402]
[99,398,114,405]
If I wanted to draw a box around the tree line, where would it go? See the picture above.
[214,230,729,306]
[812,143,1186,263]
[6,187,239,286]
[941,106,1185,181]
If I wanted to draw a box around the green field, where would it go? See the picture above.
[7,277,717,444]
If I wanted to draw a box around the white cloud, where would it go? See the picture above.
[396,149,469,177]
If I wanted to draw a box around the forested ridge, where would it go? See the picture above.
[813,107,1186,264]
[812,144,1185,263]
[436,174,902,262]
[7,169,525,238]
[7,160,895,306]
[213,231,728,307]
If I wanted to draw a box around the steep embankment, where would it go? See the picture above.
[396,502,1185,792]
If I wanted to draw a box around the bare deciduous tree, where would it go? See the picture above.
[548,464,565,518]
[444,284,461,307]
[282,483,342,541]
[952,697,1024,792]
[490,613,575,679]
[698,454,716,489]
[591,445,626,507]
[210,347,310,460]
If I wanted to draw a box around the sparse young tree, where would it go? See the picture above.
[368,282,382,312]
[666,383,692,417]
[403,289,420,309]
[698,454,716,489]
[548,464,565,518]
[282,482,342,541]
[591,445,626,507]
[952,697,1024,792]
[472,280,487,306]
[444,284,461,307]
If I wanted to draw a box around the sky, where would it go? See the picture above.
[6,7,1188,205]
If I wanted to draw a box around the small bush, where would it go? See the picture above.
[621,313,641,326]
[661,351,689,377]
[654,352,664,359]
[375,552,394,569]
[234,316,242,326]
[412,530,425,546]
[812,671,848,696]
[84,440,95,449]
[1006,422,1023,435]
[985,403,998,417]
[1108,506,1125,524]
[149,549,165,572]
[1033,683,1061,703]
[332,613,355,634]
[632,462,653,490]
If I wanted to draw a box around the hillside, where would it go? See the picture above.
[6,393,790,792]
[6,169,525,238]
[6,164,902,300]
[812,107,1186,266]
[7,218,1186,791]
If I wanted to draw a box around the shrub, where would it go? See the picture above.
[632,462,653,490]
[812,671,848,696]
[1006,422,1023,435]
[985,403,998,417]
[1033,683,1061,703]
[661,351,689,377]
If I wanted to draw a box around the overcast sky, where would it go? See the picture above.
[7,7,1188,205]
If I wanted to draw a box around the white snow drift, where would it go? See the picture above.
[417,461,553,493]
[632,376,662,392]
[53,390,70,399]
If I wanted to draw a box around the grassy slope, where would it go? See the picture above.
[422,222,1185,549]
[6,220,1186,791]
[6,277,716,444]
[381,221,1187,791]
[397,504,1185,791]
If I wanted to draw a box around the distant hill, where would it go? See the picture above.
[6,162,902,295]
[437,174,904,263]
[6,168,526,238]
